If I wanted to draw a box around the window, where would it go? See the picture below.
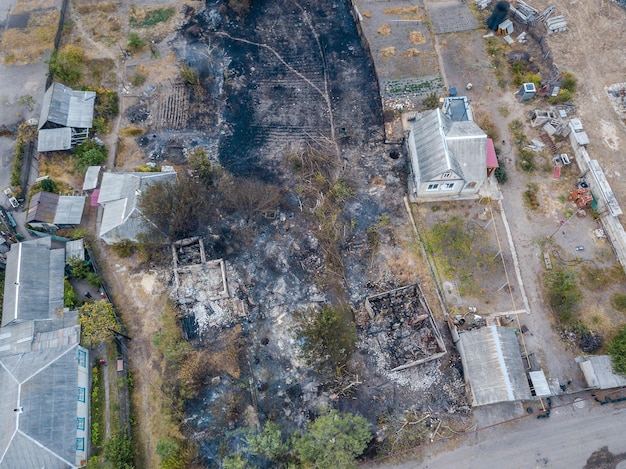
[77,349,87,368]
[76,438,85,451]
[442,172,452,179]
[78,387,85,403]
[426,183,439,191]
[442,183,455,190]
[76,417,85,430]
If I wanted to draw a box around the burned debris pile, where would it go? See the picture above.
[364,283,446,372]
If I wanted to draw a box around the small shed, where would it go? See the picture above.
[457,326,532,406]
[518,83,536,102]
[37,83,95,152]
[83,166,102,191]
[577,355,626,390]
[486,138,499,178]
[498,19,514,35]
[27,192,86,226]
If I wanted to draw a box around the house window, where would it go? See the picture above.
[78,387,86,403]
[76,417,85,430]
[426,183,439,191]
[76,438,85,451]
[77,349,87,368]
[442,172,452,179]
[442,183,455,190]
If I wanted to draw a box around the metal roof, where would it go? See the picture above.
[0,323,82,469]
[97,172,177,243]
[54,196,85,225]
[82,166,101,191]
[578,355,626,390]
[37,128,72,152]
[528,370,551,396]
[26,193,85,225]
[458,326,532,406]
[2,238,65,327]
[27,191,58,224]
[65,239,85,262]
[409,108,486,185]
[38,83,95,130]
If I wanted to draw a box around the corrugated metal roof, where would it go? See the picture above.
[458,326,532,406]
[409,110,461,183]
[1,238,65,327]
[65,239,85,262]
[37,128,72,152]
[529,370,551,396]
[54,196,86,225]
[98,172,177,243]
[38,83,95,130]
[27,191,59,224]
[82,166,101,191]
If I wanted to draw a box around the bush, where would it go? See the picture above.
[544,268,582,323]
[494,165,507,184]
[294,303,356,372]
[112,239,137,258]
[104,431,134,468]
[127,32,146,52]
[561,72,577,93]
[548,89,574,104]
[75,140,107,171]
[609,325,626,375]
[64,278,78,308]
[422,92,439,109]
[47,45,85,85]
[611,293,626,312]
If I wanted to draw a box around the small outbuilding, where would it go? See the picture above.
[457,325,532,406]
[577,355,626,390]
[37,83,96,152]
[27,191,86,227]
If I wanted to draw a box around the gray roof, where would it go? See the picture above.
[26,192,85,225]
[38,83,95,130]
[409,108,486,183]
[65,239,85,262]
[37,128,72,152]
[458,326,532,406]
[578,355,626,390]
[97,171,177,243]
[2,238,65,327]
[0,323,82,469]
[82,166,101,191]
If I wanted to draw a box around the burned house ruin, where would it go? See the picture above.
[364,283,446,372]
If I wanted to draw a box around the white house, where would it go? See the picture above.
[407,97,489,201]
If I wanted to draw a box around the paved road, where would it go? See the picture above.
[380,397,626,469]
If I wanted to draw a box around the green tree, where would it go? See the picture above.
[247,421,289,463]
[294,303,356,372]
[78,300,118,347]
[74,140,107,171]
[47,45,85,86]
[127,32,146,52]
[68,257,90,279]
[139,173,211,241]
[222,453,249,469]
[293,410,371,469]
[104,431,134,468]
[40,178,59,193]
[64,278,78,309]
[187,147,220,186]
[609,325,626,375]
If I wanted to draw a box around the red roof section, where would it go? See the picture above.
[90,189,100,207]
[486,138,499,168]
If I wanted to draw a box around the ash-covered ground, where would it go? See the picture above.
[129,0,470,464]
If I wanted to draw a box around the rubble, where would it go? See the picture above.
[363,283,446,372]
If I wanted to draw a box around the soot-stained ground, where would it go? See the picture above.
[150,1,471,464]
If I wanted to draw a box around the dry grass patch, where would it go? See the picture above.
[11,0,57,14]
[205,324,244,379]
[75,1,120,14]
[377,23,391,36]
[0,11,59,64]
[403,48,421,57]
[384,6,420,15]
[380,46,397,58]
[362,10,372,19]
[408,31,426,45]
